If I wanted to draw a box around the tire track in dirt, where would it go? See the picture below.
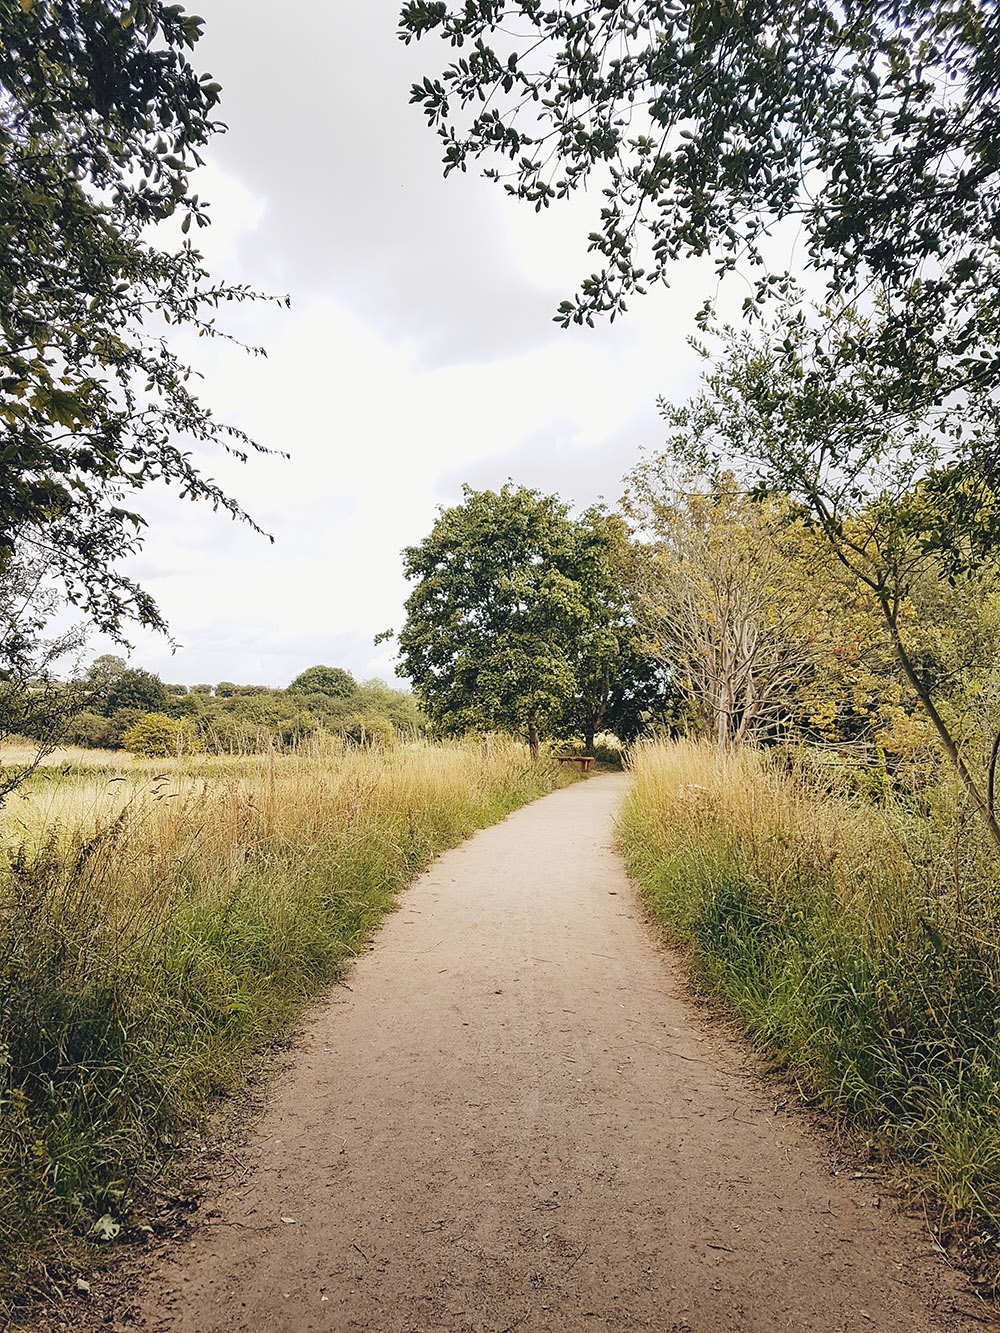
[127,775,983,1332]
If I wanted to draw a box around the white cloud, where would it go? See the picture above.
[86,0,724,688]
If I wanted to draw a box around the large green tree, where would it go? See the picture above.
[398,485,624,758]
[99,661,170,716]
[555,510,661,751]
[1,0,281,638]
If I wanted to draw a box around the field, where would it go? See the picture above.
[618,740,1000,1286]
[0,738,567,1308]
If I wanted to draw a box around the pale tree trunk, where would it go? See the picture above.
[716,638,735,750]
[716,700,730,751]
[527,720,540,761]
[583,666,610,755]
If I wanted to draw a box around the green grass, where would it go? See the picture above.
[619,740,1000,1286]
[0,738,569,1312]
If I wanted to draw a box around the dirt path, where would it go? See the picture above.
[127,775,982,1332]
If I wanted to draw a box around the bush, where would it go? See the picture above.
[166,693,201,720]
[63,711,112,749]
[102,708,147,749]
[337,712,395,748]
[123,713,201,758]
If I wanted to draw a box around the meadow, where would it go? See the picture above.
[0,737,567,1308]
[618,740,1000,1287]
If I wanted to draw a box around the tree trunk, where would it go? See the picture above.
[880,595,1000,852]
[584,667,609,755]
[715,694,730,751]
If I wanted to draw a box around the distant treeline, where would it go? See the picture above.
[58,659,424,755]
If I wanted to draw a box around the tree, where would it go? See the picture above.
[554,510,653,752]
[624,470,832,749]
[401,0,1000,535]
[662,325,1000,845]
[564,637,679,751]
[397,485,613,758]
[289,665,358,699]
[100,664,170,716]
[1,0,282,639]
[602,650,682,743]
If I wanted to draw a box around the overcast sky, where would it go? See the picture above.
[98,0,720,689]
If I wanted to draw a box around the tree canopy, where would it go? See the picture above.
[555,510,667,750]
[1,0,281,638]
[624,472,827,748]
[289,665,358,699]
[400,0,1000,406]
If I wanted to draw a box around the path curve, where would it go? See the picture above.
[131,775,977,1332]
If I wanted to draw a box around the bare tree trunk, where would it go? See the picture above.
[716,660,733,750]
[716,705,729,752]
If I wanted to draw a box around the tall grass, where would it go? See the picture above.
[619,740,1000,1281]
[0,737,566,1307]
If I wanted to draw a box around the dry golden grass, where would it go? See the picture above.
[0,736,565,1310]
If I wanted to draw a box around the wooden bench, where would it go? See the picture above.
[555,755,594,773]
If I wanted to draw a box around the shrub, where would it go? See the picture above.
[63,711,112,749]
[337,712,395,748]
[123,713,201,758]
[102,707,147,749]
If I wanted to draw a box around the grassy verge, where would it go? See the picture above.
[619,739,1000,1287]
[0,737,567,1309]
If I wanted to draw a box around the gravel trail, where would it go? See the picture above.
[129,774,982,1332]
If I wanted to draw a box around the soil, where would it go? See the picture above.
[53,776,996,1330]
